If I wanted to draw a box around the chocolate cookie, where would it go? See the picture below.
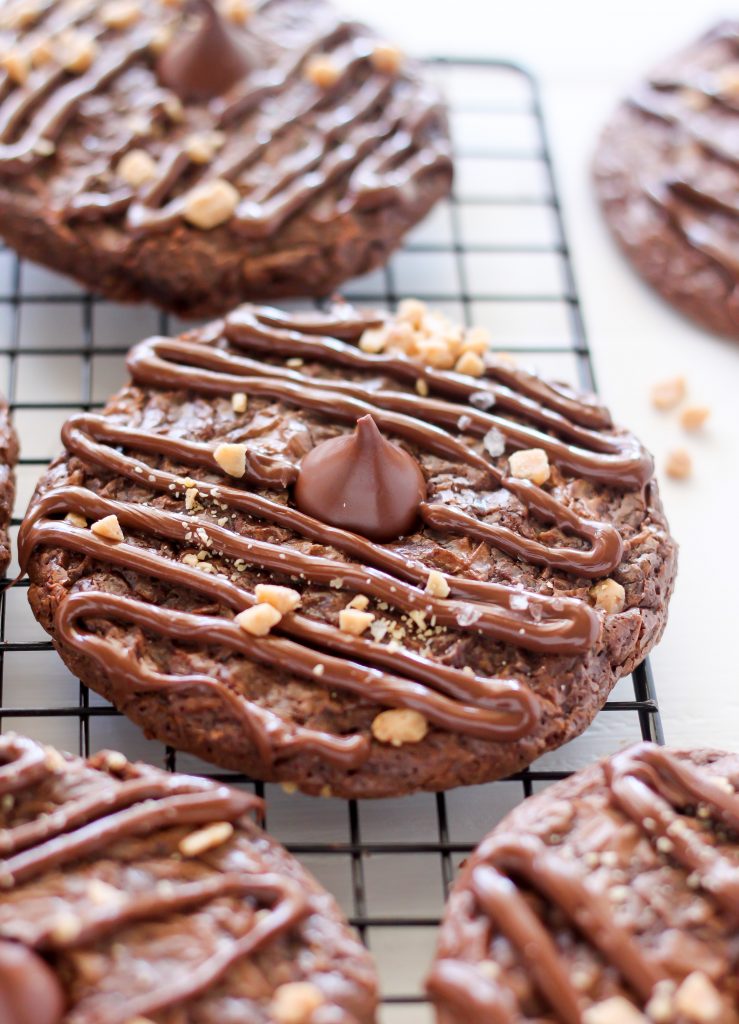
[428,742,739,1023]
[594,22,739,338]
[0,395,18,576]
[0,732,378,1023]
[20,299,677,798]
[0,0,451,316]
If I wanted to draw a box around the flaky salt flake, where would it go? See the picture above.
[455,603,482,627]
[483,427,506,458]
[469,390,496,410]
[509,592,528,611]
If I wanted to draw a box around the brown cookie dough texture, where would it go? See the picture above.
[0,733,378,1023]
[428,742,739,1023]
[21,298,677,798]
[0,0,452,315]
[0,395,18,576]
[594,21,739,339]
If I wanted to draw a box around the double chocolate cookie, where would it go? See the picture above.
[594,22,739,338]
[428,742,739,1023]
[0,0,451,315]
[0,732,378,1023]
[21,299,677,798]
[0,396,17,576]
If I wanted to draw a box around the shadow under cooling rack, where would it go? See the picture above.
[0,58,664,1024]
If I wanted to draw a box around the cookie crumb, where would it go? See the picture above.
[64,511,88,529]
[219,0,252,24]
[370,41,403,75]
[50,911,82,944]
[665,448,691,480]
[583,997,646,1024]
[454,350,485,377]
[183,178,239,230]
[179,821,234,857]
[214,441,247,478]
[508,448,550,485]
[231,391,248,413]
[305,54,340,88]
[673,973,724,1023]
[185,130,226,164]
[100,0,140,29]
[651,375,686,410]
[371,708,428,746]
[1,50,30,85]
[339,608,375,635]
[56,30,99,73]
[425,569,450,598]
[590,578,625,614]
[680,404,710,431]
[271,982,325,1024]
[117,149,158,187]
[102,750,127,771]
[236,604,282,636]
[90,514,124,542]
[255,584,302,614]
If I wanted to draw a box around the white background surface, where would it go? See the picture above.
[340,0,739,751]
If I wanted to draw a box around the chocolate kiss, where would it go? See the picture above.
[294,415,427,543]
[156,0,252,103]
[0,940,65,1024]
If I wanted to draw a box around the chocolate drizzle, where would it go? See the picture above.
[0,0,452,242]
[428,743,739,1022]
[294,414,427,541]
[156,0,253,102]
[625,23,739,289]
[20,303,657,770]
[0,734,328,1023]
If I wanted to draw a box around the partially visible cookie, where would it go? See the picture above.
[0,732,378,1023]
[428,742,739,1023]
[594,22,739,338]
[0,0,451,315]
[0,395,17,576]
[20,299,677,798]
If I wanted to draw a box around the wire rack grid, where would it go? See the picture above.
[0,59,663,1023]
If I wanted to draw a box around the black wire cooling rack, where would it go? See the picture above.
[0,59,663,1023]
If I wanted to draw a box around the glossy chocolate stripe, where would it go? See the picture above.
[55,589,535,751]
[1,786,255,887]
[0,772,223,857]
[0,30,155,173]
[421,478,624,579]
[646,183,739,281]
[126,339,496,480]
[128,335,651,487]
[225,307,616,438]
[426,960,515,1024]
[35,872,308,953]
[468,835,667,1018]
[108,875,308,1024]
[606,745,739,914]
[58,592,369,768]
[0,736,311,1024]
[24,487,594,652]
[56,414,597,626]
